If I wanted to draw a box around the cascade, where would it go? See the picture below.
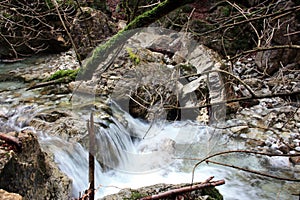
[0,99,297,199]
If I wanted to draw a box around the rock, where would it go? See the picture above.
[295,147,300,152]
[289,156,300,165]
[0,189,22,200]
[230,125,249,134]
[255,1,300,75]
[279,145,290,154]
[0,130,71,199]
[100,182,223,200]
[71,7,117,59]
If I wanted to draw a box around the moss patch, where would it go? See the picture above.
[202,187,223,200]
[46,69,79,82]
[126,47,140,65]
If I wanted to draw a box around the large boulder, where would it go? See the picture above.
[0,130,71,199]
[255,0,300,75]
[71,7,117,60]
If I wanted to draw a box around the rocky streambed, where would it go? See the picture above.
[0,28,300,199]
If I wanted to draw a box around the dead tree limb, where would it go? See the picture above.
[196,5,300,37]
[140,179,225,200]
[228,44,300,61]
[50,0,82,67]
[206,159,300,182]
[165,90,300,110]
[190,150,300,184]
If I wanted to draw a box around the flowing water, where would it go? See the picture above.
[1,59,299,200]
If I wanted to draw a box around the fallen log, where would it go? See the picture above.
[140,179,225,200]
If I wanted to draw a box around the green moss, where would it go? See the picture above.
[46,69,79,82]
[124,190,147,200]
[202,187,223,200]
[126,47,140,65]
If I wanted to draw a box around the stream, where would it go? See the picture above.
[1,56,299,200]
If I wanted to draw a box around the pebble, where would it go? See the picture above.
[293,139,300,143]
[273,122,284,129]
[290,150,296,154]
[236,61,242,65]
[295,147,300,152]
[230,125,249,133]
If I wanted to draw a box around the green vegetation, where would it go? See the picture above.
[126,47,140,65]
[202,187,223,200]
[46,69,79,82]
[124,190,147,200]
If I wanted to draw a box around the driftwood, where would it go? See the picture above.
[140,178,225,200]
[0,132,22,151]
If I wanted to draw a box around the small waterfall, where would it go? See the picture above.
[1,102,298,200]
[39,134,107,198]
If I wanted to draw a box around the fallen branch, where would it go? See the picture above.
[50,0,82,67]
[228,44,300,61]
[196,5,300,37]
[206,159,300,182]
[140,179,225,200]
[189,150,300,184]
[165,90,300,110]
[0,132,22,150]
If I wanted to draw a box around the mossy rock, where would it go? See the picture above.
[201,187,223,200]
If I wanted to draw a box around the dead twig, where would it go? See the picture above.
[206,159,300,182]
[50,0,82,67]
[165,90,300,110]
[228,44,300,61]
[189,150,300,184]
[140,179,225,200]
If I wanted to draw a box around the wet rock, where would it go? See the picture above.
[0,189,22,200]
[0,130,71,199]
[8,50,79,82]
[101,182,223,200]
[30,113,86,139]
